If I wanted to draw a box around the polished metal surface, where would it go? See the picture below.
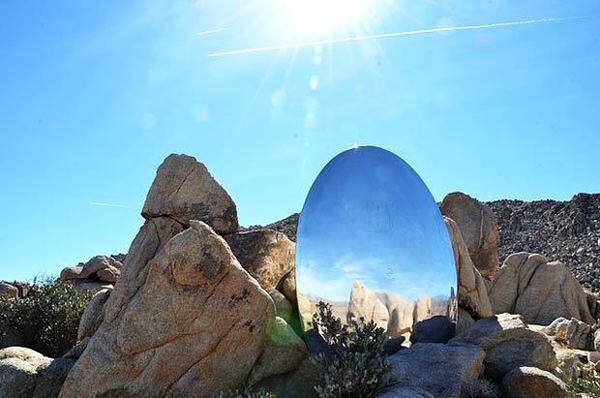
[296,146,457,340]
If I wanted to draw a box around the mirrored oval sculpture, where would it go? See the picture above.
[296,145,457,343]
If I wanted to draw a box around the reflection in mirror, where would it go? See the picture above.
[296,146,457,343]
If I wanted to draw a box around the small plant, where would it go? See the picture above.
[461,379,502,398]
[0,277,92,357]
[214,387,275,398]
[311,301,393,398]
[567,371,600,397]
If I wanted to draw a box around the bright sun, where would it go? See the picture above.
[281,0,372,35]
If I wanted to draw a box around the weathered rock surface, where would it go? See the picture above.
[543,317,593,350]
[268,289,294,325]
[0,282,19,298]
[440,192,499,278]
[502,366,569,398]
[381,293,414,337]
[248,316,307,385]
[58,267,82,282]
[413,296,432,324]
[489,252,595,325]
[449,313,557,380]
[142,154,238,233]
[59,255,122,292]
[348,281,389,329]
[77,287,112,341]
[385,343,485,398]
[63,337,89,360]
[543,335,589,382]
[78,255,122,281]
[59,221,275,398]
[224,229,295,291]
[255,357,319,398]
[445,217,493,332]
[410,316,455,344]
[32,358,77,398]
[0,347,75,398]
[8,281,31,299]
[456,308,477,337]
[277,270,297,305]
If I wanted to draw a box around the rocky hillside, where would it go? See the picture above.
[489,193,600,292]
[255,194,600,292]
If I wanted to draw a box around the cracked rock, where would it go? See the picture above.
[142,154,238,234]
[59,221,275,398]
[488,253,595,325]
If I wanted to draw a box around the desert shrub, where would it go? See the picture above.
[461,378,502,398]
[214,387,275,398]
[0,277,92,357]
[567,372,600,397]
[311,301,393,398]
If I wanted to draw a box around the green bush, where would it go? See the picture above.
[567,371,600,397]
[0,278,92,357]
[311,301,393,398]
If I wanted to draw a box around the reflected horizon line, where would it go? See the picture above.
[207,15,587,58]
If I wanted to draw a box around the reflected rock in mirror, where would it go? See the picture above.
[296,146,457,343]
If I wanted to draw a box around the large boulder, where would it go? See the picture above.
[32,358,77,398]
[543,317,593,350]
[502,366,569,398]
[78,255,122,281]
[444,217,493,332]
[348,281,389,329]
[224,229,295,291]
[58,267,82,282]
[59,221,275,397]
[142,154,238,234]
[59,256,122,292]
[410,316,455,344]
[0,347,75,398]
[449,313,557,379]
[488,252,595,325]
[385,343,485,398]
[440,192,499,278]
[0,282,19,299]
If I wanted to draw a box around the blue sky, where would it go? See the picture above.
[1,0,599,280]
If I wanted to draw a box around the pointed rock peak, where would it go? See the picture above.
[440,191,499,278]
[142,154,238,234]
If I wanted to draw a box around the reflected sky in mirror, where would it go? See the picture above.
[296,145,457,334]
